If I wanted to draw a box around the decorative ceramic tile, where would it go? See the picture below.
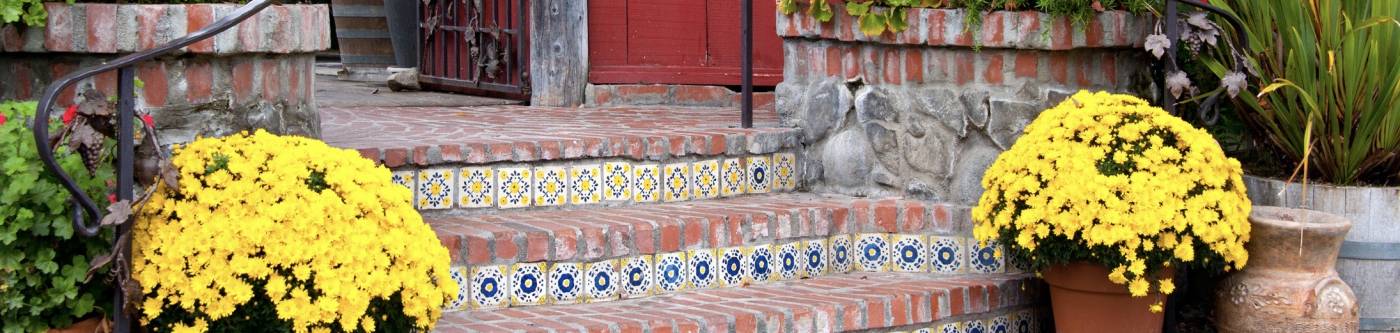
[1012,310,1033,333]
[691,160,721,199]
[776,241,802,280]
[914,328,932,333]
[602,162,632,201]
[458,167,495,208]
[856,234,891,272]
[1007,252,1030,274]
[719,246,747,287]
[447,266,471,311]
[569,165,603,205]
[584,260,619,302]
[969,238,1004,274]
[830,234,854,273]
[931,236,964,273]
[533,166,568,207]
[417,168,455,209]
[939,322,963,333]
[720,158,746,197]
[510,263,548,306]
[746,156,772,194]
[621,255,654,298]
[496,167,533,208]
[990,315,1009,333]
[469,265,510,309]
[773,152,797,191]
[655,252,687,293]
[391,170,416,200]
[802,238,828,277]
[633,164,661,203]
[748,244,775,282]
[892,234,929,272]
[662,163,690,202]
[547,263,583,305]
[687,249,718,289]
[965,320,988,333]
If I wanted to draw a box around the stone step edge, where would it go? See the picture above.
[435,273,1047,333]
[357,127,800,168]
[394,152,802,211]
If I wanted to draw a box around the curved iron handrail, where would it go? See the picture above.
[1160,0,1251,124]
[32,0,272,237]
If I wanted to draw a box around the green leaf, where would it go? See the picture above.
[886,7,909,32]
[809,0,835,22]
[778,0,798,15]
[859,10,888,36]
[846,1,872,17]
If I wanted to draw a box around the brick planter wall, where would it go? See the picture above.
[0,3,331,143]
[775,5,1153,205]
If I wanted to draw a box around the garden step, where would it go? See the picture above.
[434,272,1046,333]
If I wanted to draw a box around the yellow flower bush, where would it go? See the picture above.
[972,91,1251,308]
[132,130,456,332]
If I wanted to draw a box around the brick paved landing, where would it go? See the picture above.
[434,272,1041,333]
[321,106,789,167]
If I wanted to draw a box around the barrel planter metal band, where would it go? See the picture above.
[1341,241,1400,260]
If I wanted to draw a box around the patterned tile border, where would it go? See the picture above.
[392,152,800,210]
[895,308,1047,333]
[449,233,1010,312]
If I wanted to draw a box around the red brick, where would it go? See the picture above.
[1077,55,1093,87]
[231,59,254,103]
[185,62,212,103]
[411,146,429,166]
[658,222,682,252]
[926,10,946,45]
[1086,15,1104,47]
[1049,53,1069,84]
[837,7,855,40]
[523,229,551,262]
[538,140,562,160]
[842,46,860,79]
[674,85,730,105]
[51,63,76,104]
[493,231,520,262]
[135,5,166,50]
[949,287,967,315]
[956,54,975,85]
[355,148,379,162]
[260,59,281,103]
[86,4,118,53]
[1103,53,1118,86]
[438,144,463,162]
[904,49,924,83]
[43,3,72,51]
[873,200,898,233]
[615,85,669,100]
[982,12,1005,46]
[902,202,926,232]
[1,24,21,52]
[287,58,302,104]
[382,148,409,167]
[864,296,888,328]
[12,64,32,100]
[1051,17,1073,50]
[982,53,1004,85]
[889,294,912,326]
[1014,52,1038,79]
[136,63,170,107]
[487,142,514,162]
[186,5,215,52]
[237,8,261,51]
[882,49,902,84]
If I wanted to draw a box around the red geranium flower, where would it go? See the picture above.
[62,105,78,125]
[0,112,7,126]
[141,114,154,128]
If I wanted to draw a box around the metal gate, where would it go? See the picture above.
[419,0,530,99]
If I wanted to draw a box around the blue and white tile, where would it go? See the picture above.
[458,167,494,208]
[939,322,963,333]
[569,165,603,205]
[547,263,583,305]
[1012,310,1034,333]
[719,246,747,287]
[469,265,510,309]
[392,170,416,204]
[621,255,654,298]
[496,167,533,208]
[856,233,891,272]
[990,315,1010,333]
[687,249,718,289]
[655,252,688,293]
[632,164,661,203]
[830,234,854,273]
[969,238,1004,274]
[692,160,721,200]
[447,266,471,311]
[662,163,690,202]
[773,152,797,192]
[417,168,455,209]
[965,320,988,333]
[720,158,746,197]
[746,156,772,194]
[510,262,548,306]
[748,244,775,282]
[776,241,802,280]
[892,234,929,273]
[914,328,932,333]
[602,162,632,201]
[802,238,828,277]
[533,166,568,207]
[931,236,964,273]
[584,260,619,302]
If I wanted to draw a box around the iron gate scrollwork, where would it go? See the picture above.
[420,0,530,99]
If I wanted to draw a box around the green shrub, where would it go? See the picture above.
[780,0,1155,37]
[0,101,114,333]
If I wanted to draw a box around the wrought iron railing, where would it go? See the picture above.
[31,1,273,331]
[1158,0,1250,125]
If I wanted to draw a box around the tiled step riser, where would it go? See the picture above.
[445,232,1018,311]
[391,152,800,211]
[901,308,1048,333]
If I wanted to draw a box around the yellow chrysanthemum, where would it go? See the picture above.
[132,130,456,332]
[1159,278,1176,295]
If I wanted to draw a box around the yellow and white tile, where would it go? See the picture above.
[496,167,533,208]
[930,236,964,274]
[602,162,632,201]
[692,160,721,200]
[633,164,661,203]
[856,233,891,272]
[569,165,603,205]
[747,155,772,194]
[892,234,929,273]
[458,167,495,208]
[533,166,568,207]
[720,158,746,197]
[662,163,690,202]
[773,152,797,192]
[417,168,455,209]
[801,238,828,277]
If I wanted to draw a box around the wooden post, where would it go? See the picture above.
[529,0,588,107]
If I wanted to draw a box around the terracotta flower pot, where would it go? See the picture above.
[1042,261,1172,333]
[46,317,103,333]
[1215,206,1359,332]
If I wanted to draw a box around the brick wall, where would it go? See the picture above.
[0,3,330,143]
[775,4,1154,205]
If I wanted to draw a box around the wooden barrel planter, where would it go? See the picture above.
[329,0,395,81]
[1244,176,1400,332]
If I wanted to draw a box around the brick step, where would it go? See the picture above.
[434,272,1046,333]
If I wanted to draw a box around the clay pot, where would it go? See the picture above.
[1215,206,1359,332]
[46,317,103,333]
[1042,261,1172,333]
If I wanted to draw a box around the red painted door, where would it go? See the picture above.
[588,0,785,86]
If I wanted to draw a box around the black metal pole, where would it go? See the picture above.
[114,66,135,333]
[1162,0,1179,116]
[741,0,753,129]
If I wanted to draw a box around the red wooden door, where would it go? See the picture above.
[588,0,785,86]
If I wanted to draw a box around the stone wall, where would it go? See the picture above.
[0,3,330,143]
[775,6,1154,205]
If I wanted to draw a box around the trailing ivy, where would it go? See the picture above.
[781,0,1155,38]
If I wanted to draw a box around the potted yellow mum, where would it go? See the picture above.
[972,91,1252,333]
